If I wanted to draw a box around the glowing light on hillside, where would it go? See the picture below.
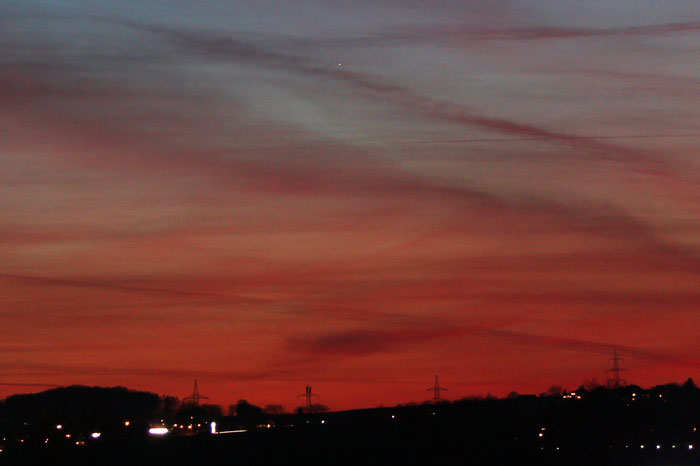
[148,427,169,435]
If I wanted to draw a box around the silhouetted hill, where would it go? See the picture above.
[0,385,162,436]
[1,381,699,465]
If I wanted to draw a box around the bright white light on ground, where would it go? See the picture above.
[56,425,62,430]
[148,427,169,435]
[91,432,101,439]
[211,422,217,434]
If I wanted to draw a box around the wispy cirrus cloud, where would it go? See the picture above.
[289,325,699,369]
[295,20,700,48]
[2,2,698,408]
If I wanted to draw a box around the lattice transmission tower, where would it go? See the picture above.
[606,349,627,389]
[183,379,209,406]
[427,375,448,401]
[297,384,319,413]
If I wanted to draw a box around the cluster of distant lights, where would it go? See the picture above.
[637,444,693,450]
[1,418,695,454]
[536,426,696,452]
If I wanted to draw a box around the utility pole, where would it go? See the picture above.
[427,375,447,401]
[183,379,209,406]
[606,349,626,389]
[297,384,319,413]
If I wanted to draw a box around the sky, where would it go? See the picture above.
[1,1,699,411]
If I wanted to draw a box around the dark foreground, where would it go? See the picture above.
[2,402,699,465]
[1,423,697,466]
[2,383,699,465]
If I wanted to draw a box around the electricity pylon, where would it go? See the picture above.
[606,349,627,389]
[183,379,209,406]
[298,384,319,412]
[427,375,447,401]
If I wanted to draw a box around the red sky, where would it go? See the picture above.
[1,1,699,411]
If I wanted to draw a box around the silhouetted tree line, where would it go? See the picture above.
[2,379,697,441]
[0,385,164,437]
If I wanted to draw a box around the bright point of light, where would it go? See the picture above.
[91,432,101,439]
[148,427,169,435]
[656,445,661,450]
[124,421,130,426]
[538,433,543,438]
[56,425,62,430]
[188,425,193,430]
[65,434,71,438]
[210,422,217,434]
[632,393,636,397]
[640,445,645,449]
[391,415,395,419]
[690,444,694,450]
